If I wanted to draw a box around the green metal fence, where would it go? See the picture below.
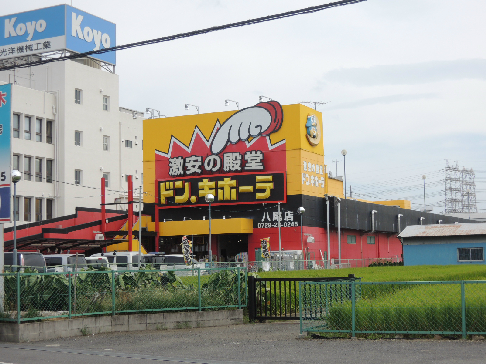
[0,267,246,323]
[300,280,486,339]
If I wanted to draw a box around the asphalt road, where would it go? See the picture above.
[1,321,486,364]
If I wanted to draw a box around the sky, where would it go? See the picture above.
[2,0,486,214]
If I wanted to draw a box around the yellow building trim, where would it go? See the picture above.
[372,200,411,209]
[159,218,253,237]
[106,240,147,253]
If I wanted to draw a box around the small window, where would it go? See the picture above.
[46,199,54,220]
[103,96,110,111]
[24,116,31,140]
[35,158,43,182]
[13,114,20,138]
[103,172,110,187]
[36,118,42,142]
[13,154,20,171]
[125,140,132,148]
[75,130,82,146]
[75,89,82,104]
[46,120,53,144]
[46,160,53,183]
[347,235,356,244]
[103,135,110,151]
[458,248,484,261]
[35,198,42,222]
[75,169,82,186]
[24,197,32,221]
[24,156,32,181]
[367,236,375,244]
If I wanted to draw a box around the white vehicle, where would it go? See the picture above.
[90,251,143,270]
[85,256,116,270]
[44,254,87,272]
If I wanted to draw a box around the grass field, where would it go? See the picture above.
[258,264,486,282]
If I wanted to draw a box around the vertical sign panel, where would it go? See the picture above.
[0,84,11,222]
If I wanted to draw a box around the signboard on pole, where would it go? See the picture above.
[0,84,11,222]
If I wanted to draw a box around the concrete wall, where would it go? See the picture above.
[0,309,243,343]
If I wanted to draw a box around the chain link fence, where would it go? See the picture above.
[300,280,486,338]
[0,267,246,323]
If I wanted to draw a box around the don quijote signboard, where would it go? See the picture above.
[0,5,116,64]
[155,101,287,208]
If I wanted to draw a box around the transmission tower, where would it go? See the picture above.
[461,167,478,214]
[444,161,462,213]
[444,160,478,214]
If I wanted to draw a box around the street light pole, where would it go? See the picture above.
[297,207,305,266]
[205,194,214,263]
[341,150,347,199]
[11,170,21,269]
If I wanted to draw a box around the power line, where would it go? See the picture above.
[0,0,366,72]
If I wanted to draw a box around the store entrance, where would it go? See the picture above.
[218,234,248,262]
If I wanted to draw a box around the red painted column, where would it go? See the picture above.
[128,175,133,251]
[101,177,106,253]
[155,179,160,252]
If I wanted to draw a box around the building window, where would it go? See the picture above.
[24,156,31,181]
[35,198,42,222]
[367,236,375,244]
[46,120,53,144]
[103,96,110,111]
[75,130,82,146]
[46,160,53,183]
[75,89,82,104]
[103,135,110,151]
[458,248,484,261]
[35,158,43,182]
[46,199,54,220]
[13,114,20,138]
[24,197,32,222]
[75,169,82,185]
[14,196,20,221]
[36,118,42,142]
[347,235,356,244]
[103,172,110,187]
[125,140,132,148]
[24,116,31,140]
[13,154,20,171]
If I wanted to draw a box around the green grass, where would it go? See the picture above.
[259,264,486,282]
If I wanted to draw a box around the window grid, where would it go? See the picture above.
[46,199,54,220]
[458,248,484,261]
[103,173,110,188]
[75,89,82,104]
[103,96,109,111]
[35,198,42,222]
[347,235,356,244]
[24,197,32,222]
[13,114,20,138]
[103,135,110,151]
[125,140,132,148]
[46,160,53,183]
[46,120,53,144]
[35,158,42,182]
[367,236,375,245]
[24,156,31,181]
[36,118,42,142]
[75,131,81,146]
[24,116,31,140]
[75,170,82,185]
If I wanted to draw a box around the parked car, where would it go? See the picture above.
[85,256,115,270]
[44,254,87,272]
[3,252,47,272]
[90,251,142,270]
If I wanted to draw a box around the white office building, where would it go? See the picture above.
[0,58,144,227]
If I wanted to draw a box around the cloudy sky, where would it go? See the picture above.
[3,0,486,214]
